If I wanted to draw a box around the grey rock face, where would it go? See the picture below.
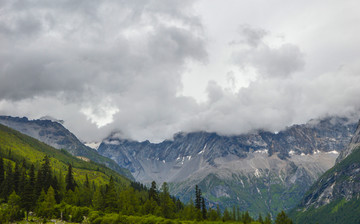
[298,119,360,209]
[336,120,360,163]
[98,117,357,214]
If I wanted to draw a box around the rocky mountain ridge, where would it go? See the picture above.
[1,115,357,216]
[97,116,357,215]
[298,119,360,208]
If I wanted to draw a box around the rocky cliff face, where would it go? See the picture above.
[0,116,133,179]
[336,121,360,162]
[291,119,360,224]
[97,117,357,215]
[298,119,360,209]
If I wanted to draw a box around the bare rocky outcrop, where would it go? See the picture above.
[336,120,360,163]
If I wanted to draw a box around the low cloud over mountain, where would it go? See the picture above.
[1,0,360,142]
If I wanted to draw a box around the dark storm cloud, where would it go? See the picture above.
[0,0,208,141]
[0,0,206,101]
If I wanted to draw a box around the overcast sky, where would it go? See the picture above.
[1,0,360,142]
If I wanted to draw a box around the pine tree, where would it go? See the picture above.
[85,174,90,188]
[42,186,56,218]
[65,164,76,192]
[195,185,201,210]
[30,164,36,183]
[232,205,236,220]
[1,161,13,200]
[36,189,46,213]
[57,169,65,202]
[176,198,183,211]
[208,208,219,221]
[92,187,104,210]
[104,176,118,212]
[0,157,4,186]
[51,175,61,203]
[73,187,81,206]
[80,174,92,206]
[64,189,76,205]
[201,197,207,219]
[35,156,52,196]
[242,211,253,224]
[236,206,241,221]
[264,214,272,224]
[182,198,196,220]
[8,191,23,221]
[216,204,221,219]
[35,168,43,197]
[149,181,159,203]
[143,197,159,215]
[223,208,231,221]
[40,156,52,192]
[13,162,20,193]
[21,164,35,221]
[160,182,175,218]
[18,169,26,196]
[21,159,27,169]
[258,213,264,224]
[275,211,293,224]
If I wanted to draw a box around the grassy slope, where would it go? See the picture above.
[290,146,360,224]
[0,123,130,187]
[0,116,133,180]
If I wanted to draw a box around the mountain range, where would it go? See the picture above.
[97,116,357,216]
[1,115,359,218]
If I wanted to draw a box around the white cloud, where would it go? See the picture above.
[231,26,305,78]
[1,0,360,142]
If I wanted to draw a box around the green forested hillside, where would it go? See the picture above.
[0,116,133,180]
[0,123,130,186]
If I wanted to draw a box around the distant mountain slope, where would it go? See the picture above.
[97,116,357,216]
[0,123,130,186]
[0,116,133,180]
[290,119,360,224]
[336,121,360,162]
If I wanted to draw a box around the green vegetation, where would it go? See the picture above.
[290,198,360,224]
[0,123,293,223]
[171,171,305,218]
[0,123,129,186]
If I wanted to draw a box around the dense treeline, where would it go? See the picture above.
[0,155,293,223]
